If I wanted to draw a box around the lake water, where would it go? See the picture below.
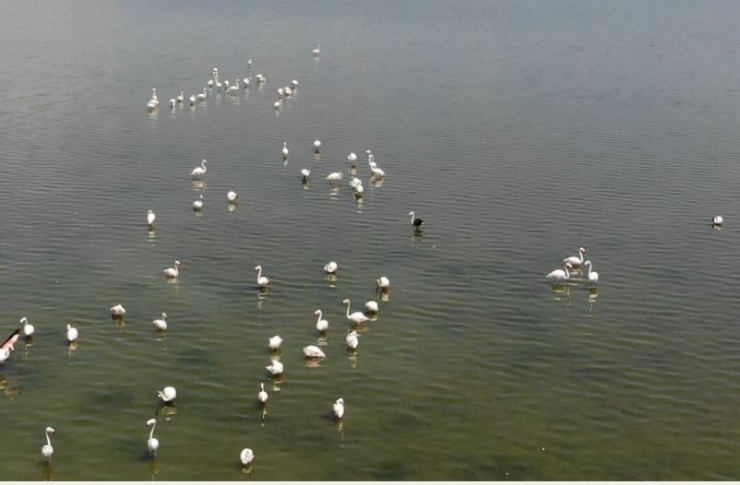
[1,0,740,480]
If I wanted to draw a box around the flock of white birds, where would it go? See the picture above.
[0,44,431,477]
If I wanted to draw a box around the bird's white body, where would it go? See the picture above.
[346,331,359,350]
[227,191,238,202]
[191,159,207,179]
[66,324,78,342]
[349,177,362,189]
[268,335,283,351]
[312,44,321,56]
[291,79,298,88]
[153,313,167,331]
[146,418,159,457]
[0,348,10,362]
[20,317,34,337]
[258,382,268,403]
[303,345,326,359]
[301,168,311,179]
[196,87,207,102]
[365,300,379,313]
[177,91,184,103]
[326,171,344,182]
[563,247,586,267]
[158,386,177,403]
[343,299,370,325]
[255,265,269,287]
[110,304,126,317]
[333,398,344,419]
[164,260,181,278]
[583,260,599,286]
[376,276,390,289]
[226,79,239,94]
[189,94,196,105]
[41,427,55,462]
[324,261,338,274]
[255,74,266,83]
[193,194,204,210]
[282,142,289,158]
[314,310,329,332]
[313,139,321,149]
[713,215,724,225]
[348,152,357,162]
[147,210,156,226]
[146,88,159,110]
[546,263,572,283]
[266,359,284,376]
[169,98,176,108]
[240,447,255,466]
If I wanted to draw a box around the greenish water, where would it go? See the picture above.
[1,0,740,480]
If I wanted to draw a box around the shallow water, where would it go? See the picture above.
[1,0,740,480]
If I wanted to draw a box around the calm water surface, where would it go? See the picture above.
[1,0,740,480]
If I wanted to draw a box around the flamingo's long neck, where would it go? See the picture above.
[409,212,415,224]
[46,430,52,447]
[149,422,156,441]
[316,311,322,324]
[578,249,584,263]
[256,267,262,281]
[201,161,206,172]
[173,265,179,276]
[564,267,570,279]
[345,301,352,318]
[585,263,591,277]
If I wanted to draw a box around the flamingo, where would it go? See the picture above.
[147,210,156,227]
[343,299,369,325]
[226,78,240,95]
[176,91,184,103]
[314,310,329,332]
[326,171,344,182]
[146,419,159,457]
[583,260,599,286]
[563,246,587,267]
[546,262,572,284]
[713,215,724,225]
[266,359,284,376]
[146,88,159,111]
[255,265,269,287]
[303,345,326,359]
[268,335,283,351]
[258,382,268,403]
[20,317,34,337]
[346,330,359,350]
[66,324,78,343]
[240,447,255,466]
[324,261,338,274]
[312,44,321,56]
[348,152,357,162]
[227,191,238,202]
[110,304,126,317]
[164,261,181,278]
[376,276,390,290]
[191,159,207,179]
[157,386,177,403]
[193,194,204,210]
[365,301,379,313]
[153,313,167,331]
[301,168,311,181]
[282,142,289,158]
[408,211,424,228]
[333,398,344,419]
[196,87,207,102]
[41,427,55,462]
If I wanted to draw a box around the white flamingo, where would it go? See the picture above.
[258,382,268,403]
[146,88,159,110]
[314,310,329,332]
[110,304,126,317]
[268,335,283,351]
[546,262,572,284]
[301,168,311,181]
[164,261,181,278]
[196,87,207,102]
[66,324,78,342]
[255,265,269,287]
[563,246,586,267]
[176,91,184,103]
[312,44,321,56]
[266,359,284,376]
[333,398,344,419]
[193,194,204,210]
[227,191,238,202]
[343,299,369,325]
[41,427,55,462]
[191,159,207,179]
[146,419,159,457]
[157,386,177,403]
[713,215,724,225]
[346,330,359,350]
[313,139,321,151]
[365,300,379,313]
[583,260,599,286]
[282,142,289,158]
[348,152,357,162]
[20,317,34,337]
[226,78,240,95]
[153,313,167,331]
[326,171,344,182]
[376,276,390,290]
[147,210,156,227]
[240,448,255,466]
[324,261,338,274]
[303,345,326,359]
